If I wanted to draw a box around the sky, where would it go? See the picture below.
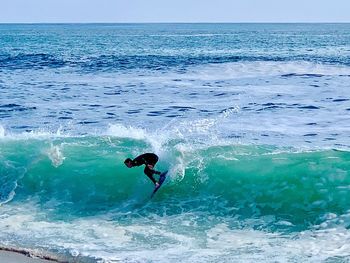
[1,0,350,23]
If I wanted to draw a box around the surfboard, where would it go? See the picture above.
[151,170,168,198]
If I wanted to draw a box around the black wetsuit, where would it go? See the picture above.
[131,153,161,184]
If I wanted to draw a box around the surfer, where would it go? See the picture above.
[124,153,162,187]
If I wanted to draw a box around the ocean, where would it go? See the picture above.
[1,23,350,262]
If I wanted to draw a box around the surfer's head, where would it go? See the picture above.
[124,158,133,168]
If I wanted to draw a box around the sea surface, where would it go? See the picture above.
[1,23,350,262]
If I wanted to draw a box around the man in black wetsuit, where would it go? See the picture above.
[124,153,161,187]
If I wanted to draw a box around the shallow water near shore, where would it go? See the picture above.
[1,23,350,262]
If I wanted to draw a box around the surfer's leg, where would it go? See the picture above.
[144,167,157,185]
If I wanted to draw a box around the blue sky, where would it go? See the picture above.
[1,0,349,23]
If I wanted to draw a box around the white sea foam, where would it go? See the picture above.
[106,123,168,154]
[1,203,350,263]
[47,144,65,167]
[106,124,148,140]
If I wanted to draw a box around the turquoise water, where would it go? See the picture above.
[1,24,350,262]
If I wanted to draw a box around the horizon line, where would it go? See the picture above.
[1,21,350,25]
